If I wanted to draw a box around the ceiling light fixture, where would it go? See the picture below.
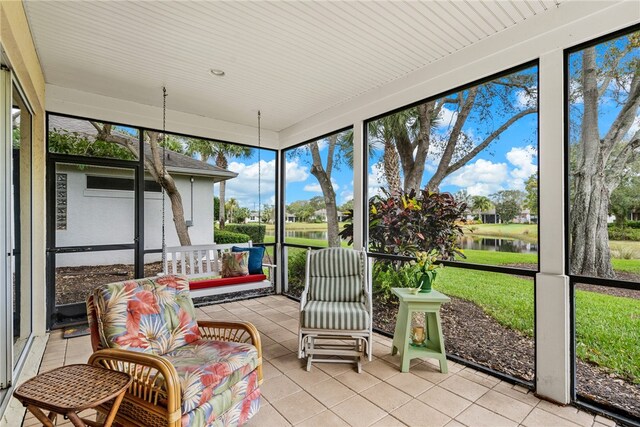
[209,69,225,77]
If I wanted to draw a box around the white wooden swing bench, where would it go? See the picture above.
[163,241,276,298]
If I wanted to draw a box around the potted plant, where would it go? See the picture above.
[413,249,442,293]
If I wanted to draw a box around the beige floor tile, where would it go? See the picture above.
[262,360,284,380]
[316,359,358,377]
[245,403,291,427]
[458,369,500,388]
[260,374,302,403]
[536,400,595,426]
[475,390,534,423]
[370,415,408,426]
[521,408,583,427]
[410,363,451,384]
[361,382,412,412]
[391,399,451,427]
[417,385,472,418]
[267,329,298,343]
[491,381,540,406]
[332,395,388,427]
[281,337,301,352]
[594,415,616,426]
[363,359,401,381]
[455,404,517,427]
[272,390,325,425]
[439,375,489,401]
[263,343,291,360]
[286,365,331,388]
[302,377,356,408]
[444,421,466,427]
[271,352,306,372]
[295,410,349,427]
[335,370,381,393]
[386,372,435,397]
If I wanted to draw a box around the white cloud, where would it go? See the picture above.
[368,161,386,196]
[285,159,309,182]
[219,159,279,208]
[516,89,536,108]
[445,158,509,196]
[303,179,339,193]
[340,191,353,205]
[626,115,640,139]
[506,145,537,190]
[438,106,458,128]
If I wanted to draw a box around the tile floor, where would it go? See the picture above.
[20,295,615,427]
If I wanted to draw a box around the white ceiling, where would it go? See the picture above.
[24,0,561,132]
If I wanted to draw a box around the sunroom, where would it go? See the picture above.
[1,1,639,426]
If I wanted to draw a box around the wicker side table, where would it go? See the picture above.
[13,364,132,427]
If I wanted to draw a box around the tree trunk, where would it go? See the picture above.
[309,138,341,247]
[166,184,192,246]
[570,47,613,277]
[383,138,402,194]
[216,152,228,229]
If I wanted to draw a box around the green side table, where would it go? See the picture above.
[391,288,451,373]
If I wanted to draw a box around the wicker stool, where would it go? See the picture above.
[13,364,132,427]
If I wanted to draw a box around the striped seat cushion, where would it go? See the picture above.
[308,248,364,302]
[301,300,370,330]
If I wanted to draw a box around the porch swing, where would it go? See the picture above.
[159,88,275,298]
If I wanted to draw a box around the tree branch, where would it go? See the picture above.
[598,45,633,97]
[445,107,537,177]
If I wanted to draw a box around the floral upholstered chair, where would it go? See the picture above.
[86,275,262,427]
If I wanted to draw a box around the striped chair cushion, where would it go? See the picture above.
[301,301,370,330]
[308,248,363,302]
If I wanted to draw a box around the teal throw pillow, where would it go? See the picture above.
[232,245,265,275]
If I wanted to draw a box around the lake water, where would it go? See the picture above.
[273,229,538,254]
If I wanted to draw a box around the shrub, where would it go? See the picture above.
[286,249,307,298]
[608,226,640,241]
[341,188,466,259]
[225,224,266,243]
[372,260,417,303]
[610,244,639,260]
[625,220,640,229]
[214,229,251,244]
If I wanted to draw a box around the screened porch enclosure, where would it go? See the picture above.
[1,1,639,426]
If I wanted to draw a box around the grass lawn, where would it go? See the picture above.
[433,267,639,383]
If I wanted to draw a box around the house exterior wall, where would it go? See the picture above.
[55,165,215,266]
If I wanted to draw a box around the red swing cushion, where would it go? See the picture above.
[189,274,267,290]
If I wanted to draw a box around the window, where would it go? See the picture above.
[86,176,161,192]
[567,27,640,419]
[282,128,354,297]
[364,63,539,385]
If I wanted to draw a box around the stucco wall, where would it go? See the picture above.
[54,165,215,266]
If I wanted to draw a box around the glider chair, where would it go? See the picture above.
[298,248,373,373]
[86,275,262,427]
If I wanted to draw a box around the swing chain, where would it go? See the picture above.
[161,87,167,269]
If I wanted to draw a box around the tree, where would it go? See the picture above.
[370,70,537,193]
[569,32,640,278]
[289,132,351,247]
[471,195,493,214]
[261,204,274,223]
[339,199,354,212]
[524,173,538,215]
[610,176,640,227]
[491,190,525,223]
[214,196,220,221]
[454,190,473,216]
[225,198,239,224]
[232,207,250,223]
[185,139,252,229]
[55,123,193,246]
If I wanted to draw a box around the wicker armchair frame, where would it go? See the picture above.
[89,320,262,427]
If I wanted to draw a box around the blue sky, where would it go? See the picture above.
[219,66,541,209]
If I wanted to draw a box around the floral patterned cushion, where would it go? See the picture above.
[221,251,249,278]
[162,339,260,415]
[180,370,260,426]
[92,275,201,355]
